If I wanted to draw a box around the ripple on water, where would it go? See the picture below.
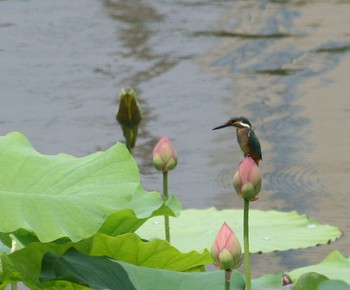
[264,163,330,211]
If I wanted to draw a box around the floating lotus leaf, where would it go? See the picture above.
[136,208,341,253]
[289,251,350,285]
[291,272,350,290]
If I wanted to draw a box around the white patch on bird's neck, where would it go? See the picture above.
[237,121,251,128]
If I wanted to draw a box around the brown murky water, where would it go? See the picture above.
[1,0,350,281]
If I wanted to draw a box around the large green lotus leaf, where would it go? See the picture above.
[291,272,328,290]
[289,251,350,285]
[40,248,282,290]
[0,232,209,288]
[0,132,180,243]
[99,194,181,236]
[40,249,290,290]
[41,249,136,290]
[318,280,350,290]
[89,232,212,271]
[290,272,350,290]
[0,241,81,289]
[136,208,341,253]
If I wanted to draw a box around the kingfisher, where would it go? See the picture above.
[213,116,262,165]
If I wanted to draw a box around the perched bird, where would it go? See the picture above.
[213,116,262,166]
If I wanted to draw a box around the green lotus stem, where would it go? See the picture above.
[163,171,170,243]
[225,269,232,290]
[244,198,251,290]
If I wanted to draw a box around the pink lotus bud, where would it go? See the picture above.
[211,222,242,270]
[152,136,177,173]
[233,156,262,201]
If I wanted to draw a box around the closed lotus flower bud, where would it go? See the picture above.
[152,136,177,173]
[233,156,262,201]
[116,88,142,151]
[211,222,242,270]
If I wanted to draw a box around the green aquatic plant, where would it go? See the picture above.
[0,131,348,289]
[0,132,180,244]
[153,136,178,243]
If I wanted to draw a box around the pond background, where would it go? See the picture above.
[1,0,350,279]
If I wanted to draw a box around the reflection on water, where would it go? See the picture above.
[314,43,350,54]
[1,0,350,279]
[99,0,177,88]
[195,30,298,39]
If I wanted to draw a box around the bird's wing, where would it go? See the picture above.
[248,130,262,160]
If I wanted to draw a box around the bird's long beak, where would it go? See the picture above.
[212,123,229,130]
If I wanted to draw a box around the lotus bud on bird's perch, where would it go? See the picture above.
[152,136,177,173]
[211,222,242,270]
[233,156,262,201]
